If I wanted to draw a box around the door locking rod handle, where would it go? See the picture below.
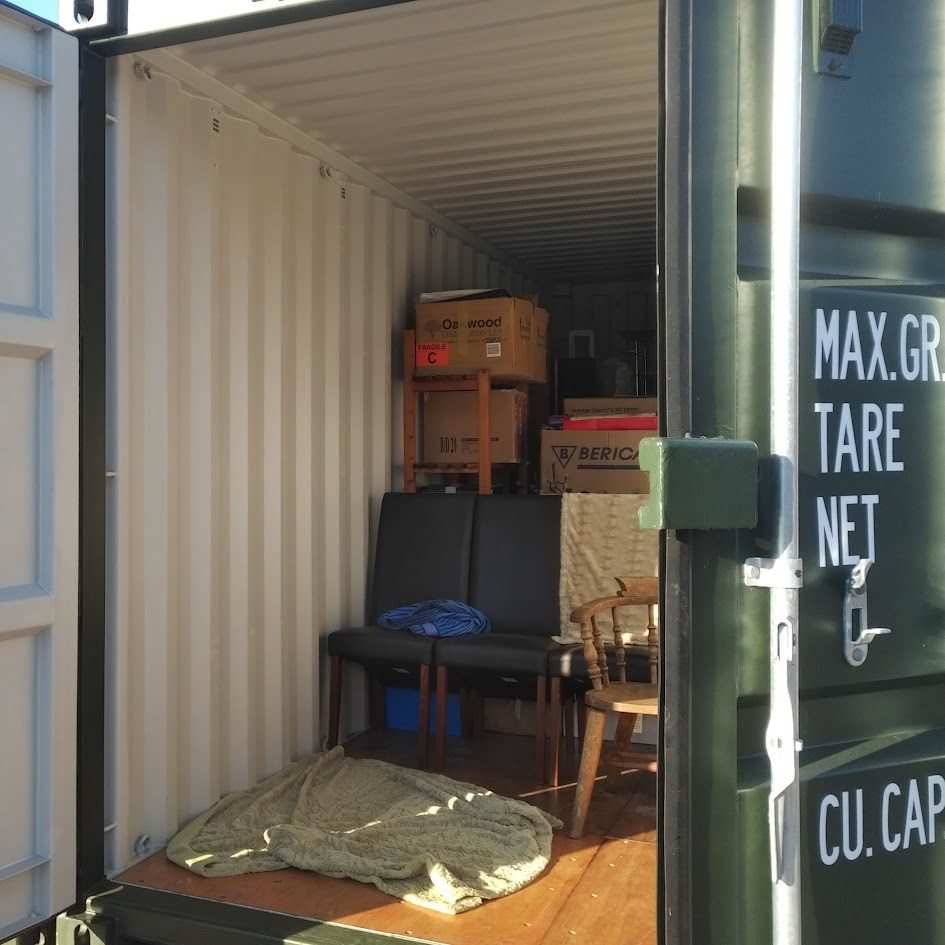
[843,558,891,667]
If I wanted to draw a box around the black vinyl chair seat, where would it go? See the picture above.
[328,627,436,666]
[436,633,556,676]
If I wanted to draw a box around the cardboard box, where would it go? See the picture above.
[540,428,650,494]
[532,307,550,383]
[414,296,547,382]
[423,389,526,464]
[563,396,658,418]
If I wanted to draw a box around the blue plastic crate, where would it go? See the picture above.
[385,687,461,736]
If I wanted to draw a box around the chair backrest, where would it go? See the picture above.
[571,577,659,689]
[468,495,561,636]
[370,493,477,622]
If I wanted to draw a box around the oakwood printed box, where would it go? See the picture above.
[540,429,650,494]
[414,296,548,382]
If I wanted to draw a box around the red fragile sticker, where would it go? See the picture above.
[416,342,449,367]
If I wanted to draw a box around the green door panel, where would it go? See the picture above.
[738,2,945,214]
[719,2,945,941]
[737,284,945,696]
[682,0,945,942]
[739,728,945,944]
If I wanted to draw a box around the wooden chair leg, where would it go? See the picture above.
[327,655,343,749]
[608,712,638,791]
[370,677,386,731]
[460,688,472,739]
[570,706,607,839]
[548,677,562,787]
[435,666,449,771]
[535,675,547,785]
[472,689,484,742]
[417,664,431,769]
[615,711,637,748]
[576,693,587,754]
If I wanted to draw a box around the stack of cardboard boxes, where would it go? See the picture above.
[539,397,657,495]
[410,293,656,494]
[413,294,548,468]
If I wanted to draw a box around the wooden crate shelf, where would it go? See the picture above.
[403,329,528,495]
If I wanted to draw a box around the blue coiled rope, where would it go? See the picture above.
[377,600,491,637]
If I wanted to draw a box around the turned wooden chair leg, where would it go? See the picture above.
[327,655,343,749]
[548,677,562,787]
[570,706,607,839]
[535,675,547,785]
[435,666,449,771]
[417,664,431,769]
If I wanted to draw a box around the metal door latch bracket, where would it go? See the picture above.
[57,911,116,945]
[743,557,804,589]
[843,558,891,666]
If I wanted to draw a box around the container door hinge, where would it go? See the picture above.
[743,557,804,589]
[56,911,117,945]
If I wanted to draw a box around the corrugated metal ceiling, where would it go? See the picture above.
[172,0,658,284]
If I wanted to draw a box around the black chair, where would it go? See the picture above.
[433,494,562,781]
[327,492,476,767]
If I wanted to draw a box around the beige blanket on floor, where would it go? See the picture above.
[555,493,659,645]
[166,747,561,914]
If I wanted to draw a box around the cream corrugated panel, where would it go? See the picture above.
[105,57,533,873]
[170,0,659,281]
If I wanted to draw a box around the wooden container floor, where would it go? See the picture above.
[118,728,657,945]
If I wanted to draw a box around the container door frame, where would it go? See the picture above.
[77,2,711,944]
[0,3,85,937]
[659,0,741,943]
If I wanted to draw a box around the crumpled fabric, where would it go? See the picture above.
[166,746,560,914]
[378,599,491,637]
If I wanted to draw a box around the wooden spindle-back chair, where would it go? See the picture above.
[569,576,659,839]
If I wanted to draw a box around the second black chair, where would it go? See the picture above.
[433,494,562,781]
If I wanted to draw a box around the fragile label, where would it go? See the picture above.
[417,342,448,367]
[486,342,502,358]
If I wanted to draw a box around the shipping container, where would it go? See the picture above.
[1,1,943,944]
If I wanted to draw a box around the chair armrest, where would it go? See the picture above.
[569,577,659,689]
[569,576,658,622]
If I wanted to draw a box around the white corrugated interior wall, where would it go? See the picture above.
[104,55,538,873]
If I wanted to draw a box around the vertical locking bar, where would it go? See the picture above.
[768,0,805,941]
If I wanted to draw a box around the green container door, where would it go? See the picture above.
[672,2,945,943]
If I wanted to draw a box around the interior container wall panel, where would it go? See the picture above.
[105,56,533,874]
